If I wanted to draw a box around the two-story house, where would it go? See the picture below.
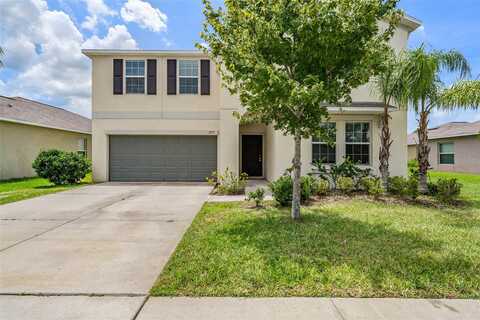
[83,16,420,183]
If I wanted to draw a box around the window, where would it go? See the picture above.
[345,122,370,165]
[179,60,199,94]
[77,138,87,157]
[125,60,145,94]
[439,142,455,164]
[312,122,336,164]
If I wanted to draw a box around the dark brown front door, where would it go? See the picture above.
[242,135,263,177]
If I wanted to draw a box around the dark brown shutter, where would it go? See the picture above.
[200,59,210,95]
[167,59,177,95]
[147,59,157,95]
[113,59,123,95]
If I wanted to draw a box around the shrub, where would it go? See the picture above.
[269,175,315,206]
[408,159,419,178]
[388,176,408,197]
[427,181,439,196]
[436,178,462,203]
[387,176,419,199]
[32,150,91,185]
[301,175,316,203]
[269,175,293,206]
[311,160,328,180]
[326,158,371,188]
[406,176,419,199]
[316,178,330,196]
[207,168,248,195]
[337,176,355,194]
[246,187,265,207]
[359,177,383,198]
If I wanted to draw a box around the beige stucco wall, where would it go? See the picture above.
[0,121,92,180]
[90,52,244,182]
[87,22,413,182]
[408,135,480,174]
[92,54,223,115]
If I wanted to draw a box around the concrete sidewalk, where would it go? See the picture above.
[137,297,479,320]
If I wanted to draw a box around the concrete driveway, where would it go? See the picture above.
[0,183,211,319]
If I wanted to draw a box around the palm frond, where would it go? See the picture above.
[400,45,472,113]
[0,46,4,68]
[372,49,410,109]
[433,49,471,79]
[438,80,480,110]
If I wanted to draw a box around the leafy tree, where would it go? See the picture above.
[402,45,478,193]
[199,0,402,219]
[373,51,409,190]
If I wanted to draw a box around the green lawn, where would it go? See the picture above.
[0,174,92,205]
[151,171,480,298]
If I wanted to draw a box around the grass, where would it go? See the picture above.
[151,171,480,298]
[0,174,92,205]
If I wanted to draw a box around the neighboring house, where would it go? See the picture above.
[408,121,480,174]
[0,96,92,180]
[83,16,420,183]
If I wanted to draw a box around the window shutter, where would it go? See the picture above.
[200,59,210,95]
[167,59,177,95]
[147,59,157,95]
[113,59,123,95]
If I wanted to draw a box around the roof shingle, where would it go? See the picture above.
[408,121,480,145]
[0,96,91,134]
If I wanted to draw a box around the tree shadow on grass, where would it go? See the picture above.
[215,207,479,297]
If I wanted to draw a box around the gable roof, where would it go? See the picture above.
[408,121,480,145]
[0,96,91,134]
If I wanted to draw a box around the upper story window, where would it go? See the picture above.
[312,122,336,164]
[345,122,370,165]
[125,60,145,94]
[438,142,455,164]
[179,60,199,94]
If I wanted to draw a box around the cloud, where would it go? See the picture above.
[0,0,138,117]
[121,0,168,32]
[83,25,138,49]
[2,36,37,71]
[81,0,116,31]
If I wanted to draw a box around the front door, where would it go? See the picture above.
[242,135,263,177]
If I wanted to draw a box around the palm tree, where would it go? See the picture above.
[374,50,409,190]
[403,45,478,193]
[439,80,480,108]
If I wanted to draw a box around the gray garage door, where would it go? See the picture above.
[109,135,217,182]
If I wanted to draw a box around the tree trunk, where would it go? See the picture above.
[291,134,302,220]
[379,104,392,191]
[417,110,430,193]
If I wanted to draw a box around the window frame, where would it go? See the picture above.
[77,138,87,157]
[124,59,146,94]
[438,142,455,165]
[312,122,337,164]
[177,59,200,95]
[345,121,372,166]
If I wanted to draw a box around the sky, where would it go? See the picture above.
[0,0,478,133]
